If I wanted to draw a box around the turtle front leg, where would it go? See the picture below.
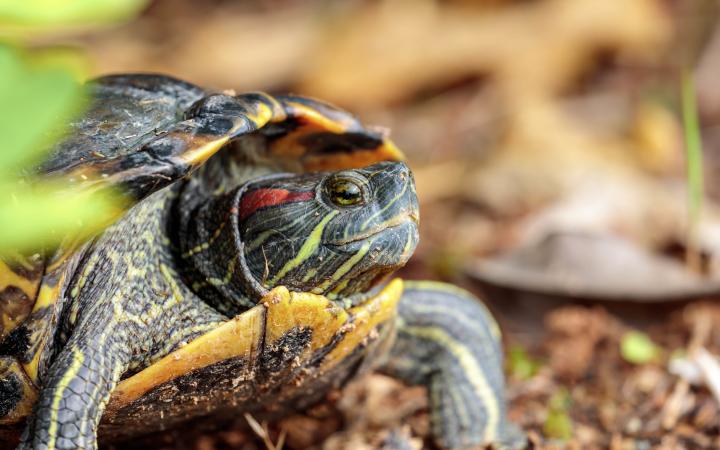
[18,329,130,450]
[380,281,525,450]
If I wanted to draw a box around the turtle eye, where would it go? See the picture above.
[325,178,366,207]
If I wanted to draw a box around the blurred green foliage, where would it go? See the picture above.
[0,45,122,253]
[0,0,148,254]
[507,344,541,381]
[620,330,662,365]
[0,46,84,173]
[681,69,704,271]
[0,0,147,37]
[543,388,573,441]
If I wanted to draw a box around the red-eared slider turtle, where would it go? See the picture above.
[0,74,524,450]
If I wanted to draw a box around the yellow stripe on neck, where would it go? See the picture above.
[46,347,85,450]
[267,210,338,286]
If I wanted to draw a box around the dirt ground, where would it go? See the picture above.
[106,287,720,450]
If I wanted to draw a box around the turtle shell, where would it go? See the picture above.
[0,74,405,435]
[100,279,403,440]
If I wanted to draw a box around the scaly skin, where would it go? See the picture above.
[20,191,224,450]
[18,162,421,450]
[382,282,525,450]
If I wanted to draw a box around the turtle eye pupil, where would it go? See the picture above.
[327,179,364,207]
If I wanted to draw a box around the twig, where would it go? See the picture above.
[662,379,690,430]
[662,308,711,428]
[244,413,284,450]
[693,347,720,405]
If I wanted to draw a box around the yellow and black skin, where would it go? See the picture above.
[0,74,524,450]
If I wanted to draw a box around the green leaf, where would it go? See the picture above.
[0,44,123,254]
[0,1,146,253]
[0,0,148,33]
[543,389,573,440]
[507,344,541,380]
[620,331,662,365]
[0,182,123,253]
[0,44,86,173]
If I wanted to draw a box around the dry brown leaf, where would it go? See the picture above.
[299,0,670,107]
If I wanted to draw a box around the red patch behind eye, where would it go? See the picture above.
[239,188,314,220]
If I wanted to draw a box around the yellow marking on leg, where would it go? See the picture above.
[47,347,85,450]
[124,254,148,279]
[70,252,101,299]
[430,377,444,440]
[79,330,112,441]
[404,281,501,340]
[402,325,499,444]
[447,382,472,437]
[312,242,370,294]
[159,263,185,303]
[404,303,501,346]
[267,211,338,286]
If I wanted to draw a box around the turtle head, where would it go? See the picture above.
[239,161,419,302]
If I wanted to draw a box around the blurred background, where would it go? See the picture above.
[4,0,720,449]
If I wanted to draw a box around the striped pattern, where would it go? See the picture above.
[39,75,403,204]
[242,162,419,299]
[179,161,419,315]
[17,190,226,450]
[3,73,414,448]
[381,281,525,450]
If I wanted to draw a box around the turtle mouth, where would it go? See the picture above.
[341,274,393,308]
[326,216,418,308]
[326,211,419,248]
